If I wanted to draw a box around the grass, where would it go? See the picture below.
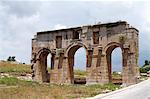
[0,77,120,99]
[0,77,36,86]
[112,72,122,79]
[74,69,86,78]
[0,61,31,75]
[0,61,121,99]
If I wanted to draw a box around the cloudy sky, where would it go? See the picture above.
[0,0,150,70]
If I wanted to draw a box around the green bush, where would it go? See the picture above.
[0,77,19,85]
[140,65,150,73]
[0,77,38,86]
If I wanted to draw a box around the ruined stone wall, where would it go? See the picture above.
[31,21,139,86]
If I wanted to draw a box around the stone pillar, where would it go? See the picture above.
[50,57,59,83]
[31,53,36,79]
[62,57,72,84]
[50,49,72,84]
[41,55,49,82]
[57,51,66,84]
[127,53,139,85]
[66,52,74,84]
[34,58,42,82]
[122,48,129,86]
[122,47,139,86]
[86,46,107,84]
[96,47,102,67]
[99,52,109,84]
[86,48,94,84]
[95,46,109,84]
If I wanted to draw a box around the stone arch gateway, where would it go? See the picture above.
[31,21,139,86]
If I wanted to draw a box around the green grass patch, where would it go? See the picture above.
[0,77,37,86]
[0,77,19,85]
[74,69,86,77]
[103,83,120,91]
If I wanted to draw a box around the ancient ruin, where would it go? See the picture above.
[31,21,139,86]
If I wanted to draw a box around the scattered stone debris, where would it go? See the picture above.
[17,74,32,81]
[0,73,12,78]
[102,89,112,93]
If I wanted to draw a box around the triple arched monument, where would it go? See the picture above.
[31,21,139,86]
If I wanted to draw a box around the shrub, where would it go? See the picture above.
[140,65,150,73]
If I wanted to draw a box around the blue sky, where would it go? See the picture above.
[0,0,150,71]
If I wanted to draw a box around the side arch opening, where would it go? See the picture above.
[38,48,55,83]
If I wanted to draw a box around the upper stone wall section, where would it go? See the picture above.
[34,21,138,42]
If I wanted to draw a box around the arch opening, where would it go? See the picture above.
[106,45,123,85]
[47,54,51,69]
[68,45,87,84]
[47,53,55,70]
[38,49,55,83]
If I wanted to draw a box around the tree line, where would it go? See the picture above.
[7,56,16,62]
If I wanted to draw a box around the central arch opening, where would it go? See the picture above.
[68,45,87,84]
[106,45,123,85]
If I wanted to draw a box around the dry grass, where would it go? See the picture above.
[0,77,120,99]
[112,72,122,79]
[0,61,31,75]
[0,61,120,99]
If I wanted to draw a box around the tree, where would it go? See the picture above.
[140,67,147,73]
[7,56,12,61]
[140,65,150,73]
[11,56,16,61]
[143,60,149,66]
[139,60,150,73]
[7,56,16,62]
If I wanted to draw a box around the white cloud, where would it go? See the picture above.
[53,24,67,30]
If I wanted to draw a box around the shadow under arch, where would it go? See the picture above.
[66,42,88,84]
